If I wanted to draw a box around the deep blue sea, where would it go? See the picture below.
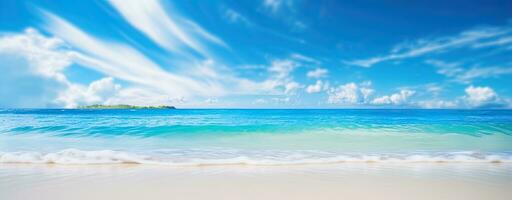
[1,109,511,165]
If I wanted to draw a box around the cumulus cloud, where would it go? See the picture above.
[56,77,121,108]
[257,59,303,95]
[0,28,72,108]
[306,68,328,78]
[0,28,71,82]
[306,80,328,93]
[327,82,374,104]
[371,90,415,105]
[464,85,498,107]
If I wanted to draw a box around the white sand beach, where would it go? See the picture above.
[1,163,511,200]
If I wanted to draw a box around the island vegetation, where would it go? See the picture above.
[78,104,176,109]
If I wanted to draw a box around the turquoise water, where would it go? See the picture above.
[1,109,511,165]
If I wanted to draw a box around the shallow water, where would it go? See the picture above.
[1,109,511,165]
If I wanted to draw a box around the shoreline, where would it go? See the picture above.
[1,163,511,200]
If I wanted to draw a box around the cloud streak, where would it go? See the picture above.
[108,0,227,57]
[346,25,512,67]
[427,60,512,83]
[42,11,214,97]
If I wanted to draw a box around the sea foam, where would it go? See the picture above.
[1,149,511,166]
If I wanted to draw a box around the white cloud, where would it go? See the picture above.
[284,82,301,94]
[41,10,304,105]
[259,59,303,95]
[371,90,415,105]
[464,85,497,107]
[290,53,319,64]
[459,67,512,82]
[417,100,457,109]
[107,0,227,56]
[427,59,512,83]
[42,12,230,98]
[306,68,328,78]
[472,36,512,48]
[0,20,272,108]
[306,80,328,93]
[268,59,297,79]
[327,82,374,104]
[0,28,72,82]
[104,87,174,107]
[0,29,153,108]
[359,87,374,101]
[56,77,121,108]
[427,60,464,77]
[0,28,72,108]
[346,25,511,67]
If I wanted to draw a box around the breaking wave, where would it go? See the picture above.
[1,149,511,166]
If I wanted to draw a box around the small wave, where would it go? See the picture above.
[0,149,154,165]
[1,149,511,166]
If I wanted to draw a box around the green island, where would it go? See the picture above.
[78,104,176,109]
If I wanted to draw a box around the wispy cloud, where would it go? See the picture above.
[0,28,155,108]
[224,8,251,25]
[222,7,305,44]
[472,36,512,48]
[107,0,227,57]
[38,9,314,107]
[290,53,319,64]
[345,25,512,67]
[42,11,214,96]
[427,59,512,83]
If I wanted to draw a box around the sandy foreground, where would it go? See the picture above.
[0,163,511,200]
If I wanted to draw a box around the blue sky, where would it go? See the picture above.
[1,0,511,108]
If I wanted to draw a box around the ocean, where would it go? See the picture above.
[1,109,511,165]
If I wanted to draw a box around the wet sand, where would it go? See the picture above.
[1,163,511,200]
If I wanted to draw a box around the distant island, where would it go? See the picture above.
[78,104,176,109]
